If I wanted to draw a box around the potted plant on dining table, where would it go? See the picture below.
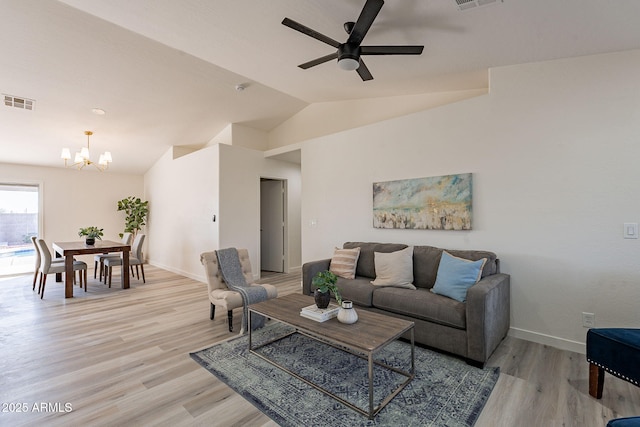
[78,226,104,245]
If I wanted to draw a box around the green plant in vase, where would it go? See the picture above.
[311,270,341,309]
[78,226,104,245]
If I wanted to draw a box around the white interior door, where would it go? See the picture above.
[260,179,284,272]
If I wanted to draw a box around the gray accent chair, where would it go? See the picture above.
[200,249,278,332]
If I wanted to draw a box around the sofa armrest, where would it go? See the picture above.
[466,273,511,364]
[302,259,331,295]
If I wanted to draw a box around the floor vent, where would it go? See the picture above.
[3,94,35,110]
[454,0,499,11]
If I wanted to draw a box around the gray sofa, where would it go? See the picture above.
[302,242,510,366]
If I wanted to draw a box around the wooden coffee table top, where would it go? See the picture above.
[249,293,414,353]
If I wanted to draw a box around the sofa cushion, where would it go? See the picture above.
[447,249,497,278]
[372,287,466,329]
[413,245,498,289]
[335,276,376,307]
[431,251,486,302]
[343,242,408,279]
[329,247,361,279]
[371,246,416,289]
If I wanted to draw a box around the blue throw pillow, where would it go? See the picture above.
[431,251,487,302]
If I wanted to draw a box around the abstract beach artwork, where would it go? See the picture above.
[373,173,472,230]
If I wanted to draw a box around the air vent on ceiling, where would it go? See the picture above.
[454,0,499,11]
[3,94,35,110]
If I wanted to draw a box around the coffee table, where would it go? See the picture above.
[248,293,415,419]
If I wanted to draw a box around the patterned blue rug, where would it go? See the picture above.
[190,323,499,426]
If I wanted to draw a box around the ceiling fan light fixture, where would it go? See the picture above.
[338,57,359,71]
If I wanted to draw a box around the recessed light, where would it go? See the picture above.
[91,108,106,115]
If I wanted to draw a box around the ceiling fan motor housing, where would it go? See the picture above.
[338,44,361,70]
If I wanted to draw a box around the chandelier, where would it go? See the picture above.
[61,131,112,171]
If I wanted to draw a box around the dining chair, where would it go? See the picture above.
[36,239,88,298]
[30,236,66,291]
[103,234,145,287]
[31,236,78,291]
[93,232,132,281]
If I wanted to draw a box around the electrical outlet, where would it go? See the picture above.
[582,312,595,328]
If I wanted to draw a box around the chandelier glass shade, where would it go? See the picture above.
[61,131,112,171]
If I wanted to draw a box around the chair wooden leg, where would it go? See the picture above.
[108,266,112,288]
[589,363,604,399]
[210,303,215,320]
[228,311,233,332]
[140,264,145,283]
[83,269,87,292]
[32,271,38,291]
[94,261,98,279]
[40,274,47,299]
[37,272,43,295]
[135,265,140,280]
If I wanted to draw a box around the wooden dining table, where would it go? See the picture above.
[52,240,131,298]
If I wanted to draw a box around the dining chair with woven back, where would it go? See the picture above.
[36,238,88,298]
[103,233,145,287]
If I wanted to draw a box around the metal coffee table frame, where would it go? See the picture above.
[248,296,415,419]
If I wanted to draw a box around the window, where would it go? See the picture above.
[0,184,40,276]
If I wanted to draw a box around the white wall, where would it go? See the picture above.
[0,162,143,265]
[144,146,220,280]
[268,89,488,149]
[144,143,302,281]
[219,143,302,275]
[301,50,640,353]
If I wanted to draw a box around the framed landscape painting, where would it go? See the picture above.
[373,173,472,230]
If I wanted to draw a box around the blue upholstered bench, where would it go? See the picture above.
[586,328,640,399]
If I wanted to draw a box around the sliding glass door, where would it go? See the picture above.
[0,183,39,276]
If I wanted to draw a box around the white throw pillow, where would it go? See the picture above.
[370,246,416,289]
[329,247,361,279]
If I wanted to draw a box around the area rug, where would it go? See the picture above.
[190,323,499,426]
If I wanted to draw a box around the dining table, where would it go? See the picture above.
[52,240,131,298]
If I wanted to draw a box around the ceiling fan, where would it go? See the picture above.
[282,0,424,81]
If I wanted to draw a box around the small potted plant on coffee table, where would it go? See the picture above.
[311,270,341,309]
[78,226,104,245]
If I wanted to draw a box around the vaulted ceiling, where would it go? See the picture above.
[2,0,640,174]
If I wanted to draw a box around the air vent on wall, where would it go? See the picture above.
[454,0,498,11]
[3,94,35,110]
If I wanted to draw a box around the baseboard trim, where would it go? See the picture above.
[509,327,586,355]
[147,260,205,283]
[287,265,301,274]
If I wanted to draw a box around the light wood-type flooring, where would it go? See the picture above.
[0,266,638,426]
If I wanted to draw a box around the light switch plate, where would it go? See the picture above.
[624,223,638,239]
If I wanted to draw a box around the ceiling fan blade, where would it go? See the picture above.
[298,52,339,69]
[282,17,341,48]
[347,0,384,46]
[360,45,424,55]
[356,59,374,81]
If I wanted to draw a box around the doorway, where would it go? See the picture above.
[0,183,40,276]
[260,178,285,273]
